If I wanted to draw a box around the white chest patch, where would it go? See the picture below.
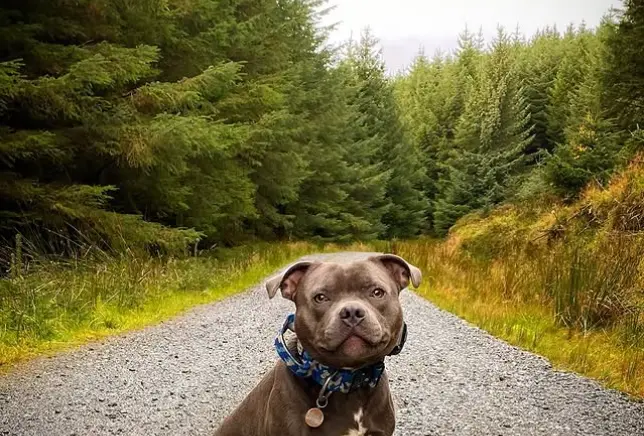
[342,407,368,436]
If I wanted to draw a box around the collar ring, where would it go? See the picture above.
[316,370,339,409]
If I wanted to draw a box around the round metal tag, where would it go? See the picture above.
[305,407,324,428]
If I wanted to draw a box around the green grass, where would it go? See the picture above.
[6,226,643,402]
[0,241,334,369]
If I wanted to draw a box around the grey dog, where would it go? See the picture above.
[215,254,421,435]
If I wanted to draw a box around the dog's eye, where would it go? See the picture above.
[313,293,329,303]
[372,288,386,298]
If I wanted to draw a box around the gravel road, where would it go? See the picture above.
[1,252,643,436]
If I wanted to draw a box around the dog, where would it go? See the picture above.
[214,254,421,435]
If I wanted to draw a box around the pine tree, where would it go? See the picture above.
[433,28,533,233]
[2,0,636,253]
[516,27,565,157]
[343,30,428,239]
[1,0,379,254]
[393,28,485,233]
[604,0,644,135]
[546,25,596,149]
[543,22,621,197]
[286,51,359,241]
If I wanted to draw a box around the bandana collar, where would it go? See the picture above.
[275,313,390,396]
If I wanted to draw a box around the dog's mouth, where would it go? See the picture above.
[321,327,382,348]
[318,328,390,358]
[303,322,404,368]
[338,334,372,359]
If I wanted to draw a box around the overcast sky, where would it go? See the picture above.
[323,0,620,73]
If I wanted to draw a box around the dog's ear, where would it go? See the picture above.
[266,261,317,300]
[369,254,422,291]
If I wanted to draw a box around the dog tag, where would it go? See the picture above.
[305,407,324,428]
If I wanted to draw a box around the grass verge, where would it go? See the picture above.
[386,239,644,398]
[0,241,339,370]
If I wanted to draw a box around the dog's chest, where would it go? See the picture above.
[310,400,392,436]
[341,407,368,436]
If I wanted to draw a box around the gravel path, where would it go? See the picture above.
[1,252,643,436]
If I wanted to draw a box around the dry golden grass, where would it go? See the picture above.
[388,239,644,397]
[379,160,644,397]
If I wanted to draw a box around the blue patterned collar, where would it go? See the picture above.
[274,313,385,397]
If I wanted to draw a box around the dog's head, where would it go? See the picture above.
[266,255,421,369]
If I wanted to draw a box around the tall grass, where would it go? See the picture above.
[379,157,644,397]
[0,240,332,368]
[387,237,644,397]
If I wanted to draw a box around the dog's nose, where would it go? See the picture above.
[340,305,366,327]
